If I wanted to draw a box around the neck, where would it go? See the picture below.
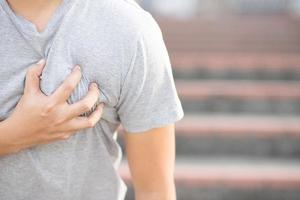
[6,0,62,32]
[6,0,62,15]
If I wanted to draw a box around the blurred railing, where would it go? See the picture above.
[137,0,300,18]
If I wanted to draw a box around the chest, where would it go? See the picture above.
[0,20,123,123]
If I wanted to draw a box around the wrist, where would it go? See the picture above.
[0,118,23,156]
[135,191,176,200]
[134,183,176,200]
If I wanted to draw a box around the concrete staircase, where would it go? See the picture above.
[118,15,300,200]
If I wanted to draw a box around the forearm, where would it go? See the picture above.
[0,119,21,156]
[125,124,177,200]
[134,180,176,200]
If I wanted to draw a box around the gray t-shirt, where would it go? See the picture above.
[0,0,184,199]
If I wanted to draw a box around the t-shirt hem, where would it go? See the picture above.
[123,108,184,133]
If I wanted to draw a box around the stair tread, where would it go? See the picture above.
[176,80,300,99]
[170,53,300,70]
[175,114,300,137]
[119,158,300,188]
[158,16,300,52]
[118,114,300,137]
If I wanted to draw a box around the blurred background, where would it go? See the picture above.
[119,0,300,199]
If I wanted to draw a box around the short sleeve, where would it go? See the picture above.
[116,13,184,133]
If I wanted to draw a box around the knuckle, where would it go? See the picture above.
[42,102,55,113]
[92,84,100,95]
[94,108,102,117]
[63,83,74,93]
[86,119,96,128]
[76,68,82,76]
[26,67,34,75]
[59,133,72,140]
[96,103,104,113]
[54,117,65,125]
[97,107,103,116]
[45,128,54,137]
[71,69,82,80]
[81,101,92,111]
[95,88,101,97]
[40,132,51,141]
[89,83,99,94]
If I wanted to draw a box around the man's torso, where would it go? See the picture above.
[0,0,149,199]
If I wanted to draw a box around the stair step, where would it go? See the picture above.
[117,115,300,158]
[176,80,300,114]
[170,53,300,70]
[121,158,300,200]
[157,16,300,36]
[175,135,300,158]
[119,158,300,188]
[176,114,300,137]
[157,16,300,52]
[182,99,300,115]
[171,53,300,80]
[175,115,300,158]
[117,114,300,137]
[166,43,300,53]
[176,80,300,100]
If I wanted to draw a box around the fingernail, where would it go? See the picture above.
[89,82,97,89]
[37,58,45,65]
[92,82,98,88]
[73,65,81,71]
[89,83,97,90]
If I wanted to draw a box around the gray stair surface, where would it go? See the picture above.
[116,13,300,200]
[119,158,300,200]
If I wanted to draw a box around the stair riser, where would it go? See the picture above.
[117,136,300,159]
[175,136,300,158]
[174,70,300,81]
[125,185,300,200]
[181,100,300,115]
[175,187,300,200]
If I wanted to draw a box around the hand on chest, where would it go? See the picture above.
[40,49,120,111]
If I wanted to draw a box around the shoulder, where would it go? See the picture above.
[95,0,165,71]
[102,0,163,42]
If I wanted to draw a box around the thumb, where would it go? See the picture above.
[24,58,46,94]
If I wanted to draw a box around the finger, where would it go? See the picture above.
[50,131,75,141]
[29,130,75,146]
[65,82,100,119]
[58,103,104,132]
[24,58,46,94]
[50,65,82,104]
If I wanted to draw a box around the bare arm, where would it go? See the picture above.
[0,119,19,155]
[124,124,176,200]
[0,59,103,156]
